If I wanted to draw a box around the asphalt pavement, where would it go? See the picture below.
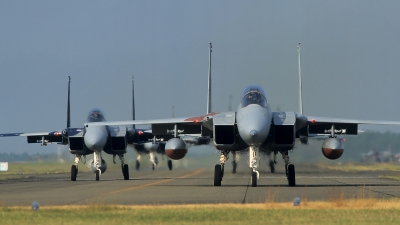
[1,163,400,206]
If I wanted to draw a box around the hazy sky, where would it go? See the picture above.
[1,1,400,154]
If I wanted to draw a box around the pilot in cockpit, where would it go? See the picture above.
[89,113,99,121]
[242,91,267,108]
[87,110,105,122]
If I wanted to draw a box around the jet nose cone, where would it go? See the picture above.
[84,128,107,151]
[249,129,258,138]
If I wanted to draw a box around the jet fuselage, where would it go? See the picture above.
[236,85,272,148]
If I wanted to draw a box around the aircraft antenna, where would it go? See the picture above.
[67,76,71,128]
[207,42,212,114]
[132,75,136,129]
[298,42,303,114]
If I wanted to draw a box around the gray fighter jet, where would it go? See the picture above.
[0,77,151,181]
[84,43,400,187]
[130,76,211,172]
[0,75,209,181]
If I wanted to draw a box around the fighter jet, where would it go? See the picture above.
[126,75,167,171]
[130,77,210,171]
[0,75,209,180]
[0,77,148,181]
[84,43,400,187]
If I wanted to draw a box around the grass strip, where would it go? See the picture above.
[2,201,400,225]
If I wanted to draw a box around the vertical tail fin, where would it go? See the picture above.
[297,42,303,114]
[132,75,136,129]
[207,42,212,114]
[67,76,71,128]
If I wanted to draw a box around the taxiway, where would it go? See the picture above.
[1,164,400,206]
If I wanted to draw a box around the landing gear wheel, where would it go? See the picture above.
[221,166,224,179]
[135,160,140,171]
[155,156,159,165]
[269,160,275,173]
[123,164,129,180]
[71,165,77,181]
[214,164,222,186]
[287,164,296,186]
[251,171,257,187]
[152,164,155,170]
[95,170,100,181]
[232,161,237,174]
[167,160,173,170]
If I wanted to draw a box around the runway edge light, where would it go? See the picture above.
[32,201,39,210]
[293,197,300,206]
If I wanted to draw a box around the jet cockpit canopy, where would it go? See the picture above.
[87,108,106,122]
[241,85,267,108]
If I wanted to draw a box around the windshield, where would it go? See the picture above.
[87,109,106,122]
[241,91,267,108]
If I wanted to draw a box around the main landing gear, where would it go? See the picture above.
[214,164,222,186]
[214,151,228,186]
[269,160,275,173]
[167,159,173,170]
[213,148,296,187]
[278,151,296,187]
[114,154,129,180]
[71,154,85,181]
[150,152,158,170]
[231,152,238,174]
[71,165,78,181]
[287,164,295,186]
[135,154,141,171]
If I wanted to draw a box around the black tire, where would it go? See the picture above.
[232,161,237,174]
[251,171,257,187]
[71,165,77,181]
[95,170,100,181]
[287,164,296,187]
[135,160,140,171]
[155,156,159,165]
[152,164,155,171]
[167,160,173,170]
[123,164,129,180]
[269,161,275,173]
[214,164,222,186]
[221,166,224,179]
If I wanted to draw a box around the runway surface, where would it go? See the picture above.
[1,163,400,206]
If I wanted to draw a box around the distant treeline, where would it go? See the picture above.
[345,131,400,152]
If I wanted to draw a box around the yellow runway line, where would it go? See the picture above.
[107,169,204,195]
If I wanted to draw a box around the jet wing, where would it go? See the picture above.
[306,116,400,125]
[0,131,64,144]
[0,127,83,145]
[84,113,219,137]
[304,115,400,135]
[84,116,209,127]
